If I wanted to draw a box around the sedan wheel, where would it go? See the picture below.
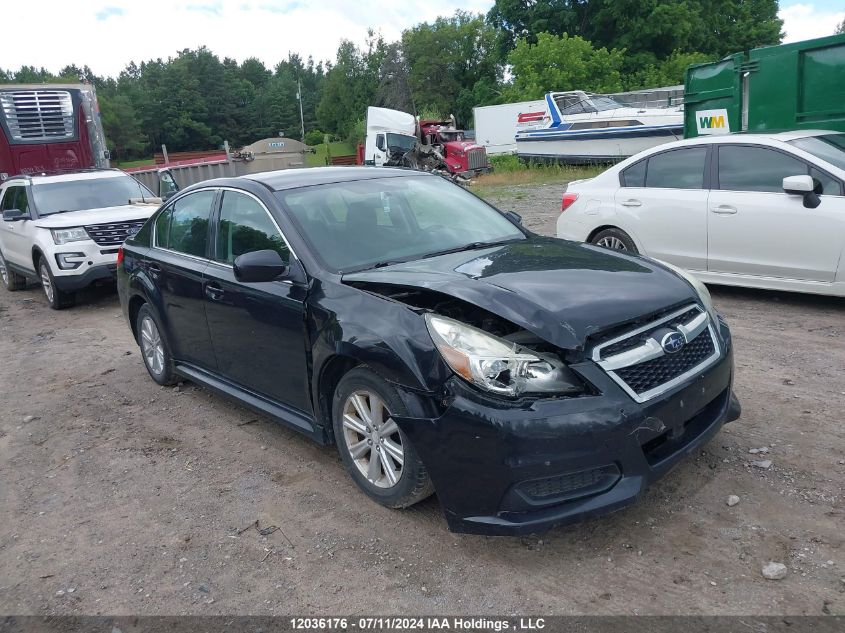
[140,315,166,377]
[342,390,404,488]
[596,235,627,251]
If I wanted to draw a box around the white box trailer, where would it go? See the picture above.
[472,99,547,155]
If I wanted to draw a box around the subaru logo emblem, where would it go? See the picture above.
[661,331,685,354]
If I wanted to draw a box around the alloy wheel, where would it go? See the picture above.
[596,236,627,251]
[341,390,404,488]
[0,252,7,286]
[140,316,165,376]
[40,262,54,303]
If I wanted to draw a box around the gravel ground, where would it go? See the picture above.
[1,182,843,616]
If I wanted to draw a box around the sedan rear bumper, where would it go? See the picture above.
[394,323,738,535]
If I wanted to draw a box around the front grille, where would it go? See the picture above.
[592,304,721,402]
[0,90,75,142]
[467,148,487,170]
[615,330,715,394]
[85,220,146,246]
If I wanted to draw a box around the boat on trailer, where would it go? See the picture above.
[515,91,683,164]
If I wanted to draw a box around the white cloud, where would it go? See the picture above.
[779,3,844,43]
[3,0,493,78]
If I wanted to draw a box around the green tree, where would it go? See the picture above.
[506,32,624,100]
[837,17,845,34]
[99,93,145,160]
[625,50,713,90]
[402,11,501,124]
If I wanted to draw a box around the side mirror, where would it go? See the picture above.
[375,134,386,152]
[233,249,287,283]
[505,210,523,225]
[783,175,821,209]
[2,208,27,221]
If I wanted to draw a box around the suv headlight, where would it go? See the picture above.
[51,227,89,245]
[657,259,719,324]
[425,314,583,397]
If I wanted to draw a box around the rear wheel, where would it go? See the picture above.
[590,228,638,254]
[38,257,75,309]
[136,304,177,386]
[0,249,27,291]
[332,367,434,508]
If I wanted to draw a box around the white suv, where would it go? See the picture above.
[0,170,161,309]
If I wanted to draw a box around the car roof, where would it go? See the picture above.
[244,166,430,191]
[654,129,842,150]
[3,169,126,185]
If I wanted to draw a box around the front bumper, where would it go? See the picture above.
[52,262,117,291]
[395,319,738,535]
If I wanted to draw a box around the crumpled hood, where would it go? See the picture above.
[34,203,159,229]
[343,237,698,350]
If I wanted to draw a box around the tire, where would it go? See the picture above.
[0,248,27,291]
[136,304,177,386]
[590,227,639,254]
[38,257,75,309]
[332,367,434,509]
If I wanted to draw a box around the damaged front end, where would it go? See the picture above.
[343,280,739,535]
[383,143,470,185]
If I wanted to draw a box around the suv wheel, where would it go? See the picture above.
[332,367,434,508]
[136,305,177,386]
[0,249,27,291]
[38,257,75,309]
[590,228,638,254]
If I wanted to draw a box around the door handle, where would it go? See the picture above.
[620,199,642,208]
[147,263,162,278]
[205,283,224,301]
[711,205,737,215]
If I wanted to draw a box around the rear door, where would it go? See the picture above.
[203,189,311,412]
[0,185,35,270]
[613,146,711,270]
[707,144,844,281]
[149,189,217,369]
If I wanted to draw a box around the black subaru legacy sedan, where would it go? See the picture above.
[117,167,740,535]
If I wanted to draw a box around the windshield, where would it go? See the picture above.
[590,96,624,112]
[277,175,525,273]
[385,133,417,153]
[788,134,845,171]
[32,175,154,216]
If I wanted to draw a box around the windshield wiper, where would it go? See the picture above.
[421,238,521,260]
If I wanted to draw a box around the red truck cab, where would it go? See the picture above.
[419,119,491,178]
[0,84,110,180]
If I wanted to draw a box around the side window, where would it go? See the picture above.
[168,190,214,257]
[719,146,811,193]
[809,166,843,196]
[215,191,289,265]
[154,207,172,248]
[1,186,25,213]
[621,160,646,187]
[645,147,708,189]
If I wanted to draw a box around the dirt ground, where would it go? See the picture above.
[0,182,843,616]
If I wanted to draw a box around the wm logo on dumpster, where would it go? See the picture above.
[695,109,730,135]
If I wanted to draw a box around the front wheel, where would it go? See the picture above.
[590,228,638,254]
[332,367,434,508]
[39,257,75,309]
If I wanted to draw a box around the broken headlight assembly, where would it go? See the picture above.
[425,313,583,397]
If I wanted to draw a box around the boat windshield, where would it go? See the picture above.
[590,96,625,112]
[554,93,624,115]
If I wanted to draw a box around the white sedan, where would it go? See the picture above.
[556,130,845,297]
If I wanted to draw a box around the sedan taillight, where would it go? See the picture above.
[561,193,579,212]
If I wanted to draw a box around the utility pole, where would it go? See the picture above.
[296,79,305,143]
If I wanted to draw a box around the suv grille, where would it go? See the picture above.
[85,220,146,246]
[592,304,721,403]
[467,148,488,170]
[0,90,75,142]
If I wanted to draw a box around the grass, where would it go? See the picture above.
[115,157,156,169]
[471,154,606,197]
[306,141,357,167]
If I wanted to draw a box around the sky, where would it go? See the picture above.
[2,0,843,79]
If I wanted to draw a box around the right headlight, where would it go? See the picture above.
[425,313,583,397]
[656,260,719,325]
